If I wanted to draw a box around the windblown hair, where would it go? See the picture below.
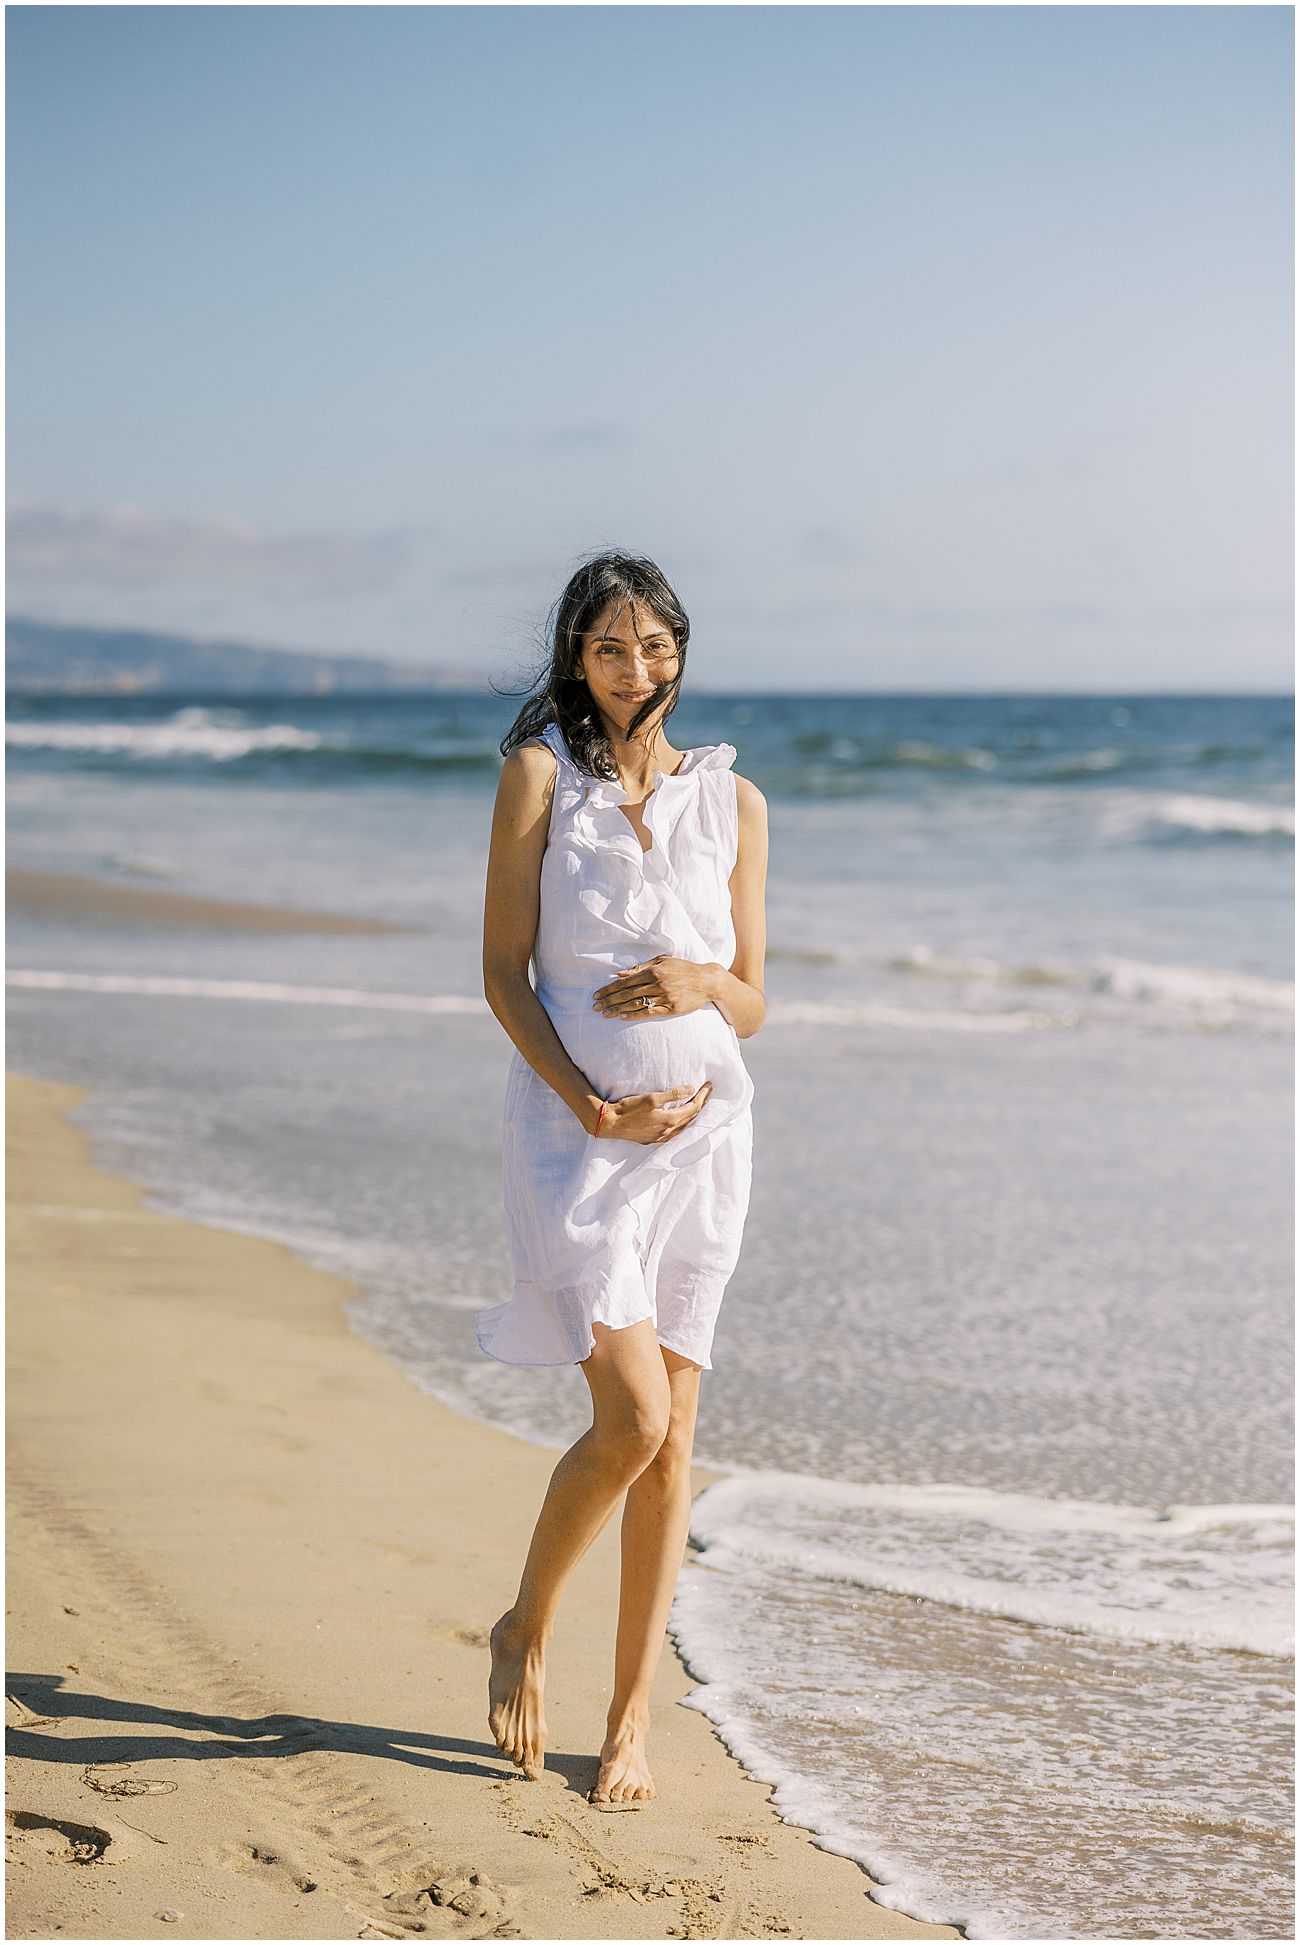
[494,551,690,781]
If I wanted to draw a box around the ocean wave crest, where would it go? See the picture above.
[765,944,1293,1033]
[685,1471,1294,1658]
[5,710,502,774]
[1127,793,1294,842]
[5,705,323,762]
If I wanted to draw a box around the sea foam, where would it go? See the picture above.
[685,1470,1295,1657]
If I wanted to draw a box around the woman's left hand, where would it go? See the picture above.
[592,954,716,1020]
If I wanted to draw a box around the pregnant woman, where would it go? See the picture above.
[477,551,768,1808]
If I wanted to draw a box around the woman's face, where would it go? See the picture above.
[578,597,681,738]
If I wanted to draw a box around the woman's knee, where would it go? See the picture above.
[595,1394,672,1467]
[584,1385,671,1469]
[646,1357,702,1469]
[583,1325,670,1438]
[595,1377,665,1454]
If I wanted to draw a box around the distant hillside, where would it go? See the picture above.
[5,615,486,696]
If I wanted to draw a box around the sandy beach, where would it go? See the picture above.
[6,870,417,935]
[6,1069,959,1942]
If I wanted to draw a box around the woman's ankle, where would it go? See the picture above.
[494,1606,552,1652]
[605,1700,652,1735]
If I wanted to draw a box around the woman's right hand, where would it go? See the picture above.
[595,1082,713,1143]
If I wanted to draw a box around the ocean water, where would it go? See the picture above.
[6,689,1294,1939]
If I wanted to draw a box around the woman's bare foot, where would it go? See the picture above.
[487,1610,549,1778]
[589,1709,656,1807]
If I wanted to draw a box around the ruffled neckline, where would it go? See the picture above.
[541,720,737,803]
[541,720,737,878]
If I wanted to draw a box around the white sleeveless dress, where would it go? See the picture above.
[476,719,755,1371]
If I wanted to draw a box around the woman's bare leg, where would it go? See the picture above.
[590,1347,702,1805]
[487,1318,671,1776]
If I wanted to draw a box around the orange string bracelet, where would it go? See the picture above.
[594,1100,609,1137]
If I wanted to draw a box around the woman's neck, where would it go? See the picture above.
[603,717,680,792]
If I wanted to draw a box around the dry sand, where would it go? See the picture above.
[6,1069,959,1942]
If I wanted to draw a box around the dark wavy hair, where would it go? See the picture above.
[494,551,690,781]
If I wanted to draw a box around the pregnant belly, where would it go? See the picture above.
[541,985,750,1115]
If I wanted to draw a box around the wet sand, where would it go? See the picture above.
[6,869,417,934]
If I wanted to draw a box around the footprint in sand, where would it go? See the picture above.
[427,1619,492,1648]
[376,1862,520,1934]
[514,1811,739,1932]
[212,1838,319,1895]
[7,1809,113,1865]
[718,1829,777,1860]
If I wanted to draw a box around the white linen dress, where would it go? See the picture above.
[475,718,755,1371]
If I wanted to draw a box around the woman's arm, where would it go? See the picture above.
[482,743,605,1136]
[705,774,768,1039]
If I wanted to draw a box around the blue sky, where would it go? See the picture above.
[6,5,1293,691]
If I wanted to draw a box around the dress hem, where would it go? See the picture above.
[475,1305,713,1372]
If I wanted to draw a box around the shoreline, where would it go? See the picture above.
[6,869,417,934]
[6,1068,959,1941]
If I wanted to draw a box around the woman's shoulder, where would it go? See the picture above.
[505,732,558,768]
[497,734,560,811]
[732,769,767,814]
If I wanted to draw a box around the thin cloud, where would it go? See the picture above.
[440,542,718,593]
[5,499,421,596]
